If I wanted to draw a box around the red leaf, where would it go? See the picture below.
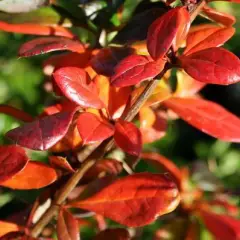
[49,156,75,173]
[200,210,240,240]
[0,22,74,38]
[57,209,80,240]
[185,26,235,55]
[179,47,240,85]
[19,37,85,57]
[0,161,57,189]
[141,152,182,190]
[94,228,130,240]
[6,111,74,151]
[77,112,114,144]
[202,6,236,26]
[0,145,29,183]
[70,173,180,227]
[164,97,240,142]
[0,221,20,238]
[111,55,165,87]
[114,120,142,156]
[147,7,189,60]
[53,67,104,109]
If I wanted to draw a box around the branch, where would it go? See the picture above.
[30,2,206,237]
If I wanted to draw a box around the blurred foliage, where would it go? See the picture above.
[0,1,240,239]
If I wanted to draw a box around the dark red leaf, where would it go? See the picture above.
[70,173,180,227]
[200,210,240,240]
[164,97,240,142]
[0,22,74,38]
[19,37,85,57]
[0,145,29,183]
[179,47,240,85]
[114,120,142,156]
[111,54,165,87]
[202,6,236,26]
[0,161,57,189]
[94,228,130,240]
[57,209,80,240]
[91,47,135,77]
[6,111,74,150]
[53,67,104,109]
[185,26,235,55]
[77,112,114,144]
[147,7,189,60]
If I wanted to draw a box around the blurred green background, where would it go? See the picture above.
[0,1,240,239]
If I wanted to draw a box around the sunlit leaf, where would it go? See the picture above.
[19,37,85,57]
[70,173,180,227]
[164,97,240,142]
[6,111,74,150]
[179,47,240,85]
[0,161,57,189]
[111,55,165,87]
[114,120,142,156]
[53,67,104,109]
[0,221,20,238]
[77,112,114,144]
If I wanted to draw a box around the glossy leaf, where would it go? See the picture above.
[19,37,85,57]
[77,112,114,144]
[49,156,75,173]
[111,54,165,87]
[94,228,130,240]
[200,210,240,240]
[6,111,74,150]
[0,221,20,237]
[0,145,29,183]
[164,97,240,142]
[70,172,180,227]
[114,120,142,156]
[147,7,189,60]
[202,6,236,26]
[139,107,156,129]
[0,161,57,189]
[0,22,74,38]
[57,208,80,240]
[141,152,182,190]
[179,47,240,85]
[185,26,235,55]
[53,67,104,109]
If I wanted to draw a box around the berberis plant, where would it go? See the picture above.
[0,0,240,239]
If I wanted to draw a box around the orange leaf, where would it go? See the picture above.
[0,221,20,237]
[57,209,80,240]
[49,156,75,173]
[0,22,74,38]
[0,162,57,189]
[141,152,182,190]
[202,6,236,26]
[70,173,180,227]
